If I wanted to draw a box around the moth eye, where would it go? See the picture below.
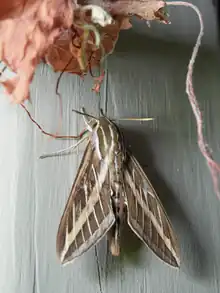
[91,121,98,130]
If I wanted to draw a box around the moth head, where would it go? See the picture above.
[87,108,111,131]
[87,116,99,131]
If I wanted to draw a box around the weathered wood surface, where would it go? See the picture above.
[0,3,220,293]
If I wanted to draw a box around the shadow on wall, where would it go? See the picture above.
[83,126,216,283]
[115,28,219,54]
[121,126,215,281]
[85,32,220,282]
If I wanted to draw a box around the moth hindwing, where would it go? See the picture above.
[56,112,180,268]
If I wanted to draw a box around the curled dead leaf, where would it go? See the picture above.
[0,0,169,102]
[44,1,169,90]
[44,12,125,78]
[0,0,26,20]
[97,0,167,21]
[0,0,74,103]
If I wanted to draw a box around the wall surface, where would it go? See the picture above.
[0,1,220,293]
[127,0,219,49]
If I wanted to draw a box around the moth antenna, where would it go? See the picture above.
[117,117,154,121]
[72,108,97,120]
[39,135,88,159]
[100,108,109,119]
[80,107,93,126]
[94,246,103,293]
[99,107,154,122]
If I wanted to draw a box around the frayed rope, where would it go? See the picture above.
[166,1,220,199]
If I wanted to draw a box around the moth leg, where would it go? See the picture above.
[39,135,88,159]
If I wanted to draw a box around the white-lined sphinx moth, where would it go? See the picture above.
[55,109,180,268]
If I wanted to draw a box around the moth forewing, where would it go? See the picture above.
[56,140,116,265]
[124,153,180,268]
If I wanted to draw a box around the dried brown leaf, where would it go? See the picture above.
[82,0,168,22]
[119,16,132,29]
[0,0,169,102]
[44,1,169,90]
[0,0,74,103]
[0,0,25,20]
[44,13,124,77]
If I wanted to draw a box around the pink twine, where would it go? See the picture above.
[166,1,220,199]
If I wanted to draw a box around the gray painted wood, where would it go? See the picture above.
[1,17,220,293]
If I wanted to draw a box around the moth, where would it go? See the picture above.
[55,109,180,268]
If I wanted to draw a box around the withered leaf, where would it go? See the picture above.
[0,0,74,103]
[44,1,169,89]
[0,0,169,102]
[44,14,126,77]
